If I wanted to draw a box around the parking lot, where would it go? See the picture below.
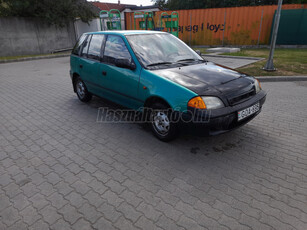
[0,57,307,230]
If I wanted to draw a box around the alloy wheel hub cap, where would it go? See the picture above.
[77,81,85,98]
[153,111,170,134]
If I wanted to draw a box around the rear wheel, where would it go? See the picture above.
[75,77,92,102]
[149,102,179,141]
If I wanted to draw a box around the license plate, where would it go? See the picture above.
[238,102,260,121]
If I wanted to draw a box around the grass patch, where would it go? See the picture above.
[193,47,307,76]
[235,49,307,76]
[220,48,306,76]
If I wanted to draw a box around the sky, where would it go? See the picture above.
[88,0,154,6]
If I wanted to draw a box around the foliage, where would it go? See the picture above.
[153,0,168,8]
[0,0,96,27]
[153,0,307,10]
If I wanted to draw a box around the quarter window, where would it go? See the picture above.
[81,35,91,58]
[72,34,87,56]
[87,35,105,61]
[103,35,132,65]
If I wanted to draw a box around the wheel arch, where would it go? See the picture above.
[144,96,172,109]
[72,72,80,93]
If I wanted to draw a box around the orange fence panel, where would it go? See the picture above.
[125,4,306,45]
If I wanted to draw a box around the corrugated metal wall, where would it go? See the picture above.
[125,4,306,45]
[274,9,307,45]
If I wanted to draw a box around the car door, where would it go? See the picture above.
[78,34,106,94]
[70,34,87,75]
[98,34,142,109]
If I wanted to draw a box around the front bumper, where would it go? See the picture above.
[180,90,266,135]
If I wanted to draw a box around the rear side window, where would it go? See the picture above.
[103,35,132,65]
[81,35,91,58]
[72,34,87,56]
[87,34,105,61]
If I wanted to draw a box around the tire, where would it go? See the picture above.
[149,102,179,141]
[75,77,92,102]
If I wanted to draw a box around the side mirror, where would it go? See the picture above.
[115,59,136,70]
[195,50,202,56]
[130,62,136,70]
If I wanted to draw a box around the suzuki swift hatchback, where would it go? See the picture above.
[70,31,266,141]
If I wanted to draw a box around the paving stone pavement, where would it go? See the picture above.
[0,57,307,230]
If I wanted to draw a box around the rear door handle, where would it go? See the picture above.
[102,71,107,76]
[79,64,83,69]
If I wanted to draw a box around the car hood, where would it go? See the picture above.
[151,62,254,95]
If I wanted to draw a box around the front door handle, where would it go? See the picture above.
[102,71,107,76]
[79,64,83,69]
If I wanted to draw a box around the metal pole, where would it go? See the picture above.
[257,10,264,46]
[264,0,283,71]
[189,13,192,46]
[222,9,226,46]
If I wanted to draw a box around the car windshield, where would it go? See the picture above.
[126,33,203,68]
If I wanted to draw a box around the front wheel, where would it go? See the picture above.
[75,77,92,102]
[149,103,179,141]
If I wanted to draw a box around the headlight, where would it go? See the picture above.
[254,79,262,93]
[187,96,224,109]
[201,96,224,109]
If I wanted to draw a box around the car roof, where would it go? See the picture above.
[85,30,166,36]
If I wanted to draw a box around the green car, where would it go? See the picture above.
[70,31,266,141]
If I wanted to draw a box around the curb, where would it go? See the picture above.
[202,54,264,61]
[1,54,306,83]
[256,76,307,82]
[0,53,70,64]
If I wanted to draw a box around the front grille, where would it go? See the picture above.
[228,88,256,106]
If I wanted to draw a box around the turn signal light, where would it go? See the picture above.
[188,96,206,109]
[257,79,262,88]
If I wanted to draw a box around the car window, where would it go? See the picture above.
[126,34,202,67]
[72,34,87,56]
[103,35,131,65]
[87,34,105,61]
[81,35,91,58]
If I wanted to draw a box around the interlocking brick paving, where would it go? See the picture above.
[0,57,306,230]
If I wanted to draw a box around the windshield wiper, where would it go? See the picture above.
[176,58,206,63]
[146,62,174,67]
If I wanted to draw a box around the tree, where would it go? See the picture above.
[0,0,96,27]
[154,0,168,8]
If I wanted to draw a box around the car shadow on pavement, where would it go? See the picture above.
[73,95,266,159]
